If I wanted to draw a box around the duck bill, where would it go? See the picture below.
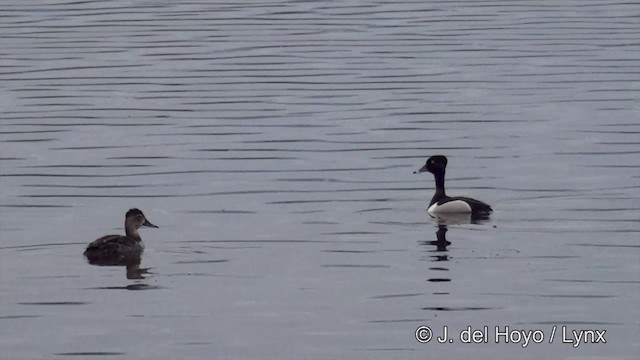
[143,219,159,228]
[414,164,428,174]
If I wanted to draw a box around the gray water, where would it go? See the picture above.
[1,1,639,359]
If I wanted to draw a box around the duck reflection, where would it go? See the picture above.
[420,211,496,310]
[85,250,151,279]
[420,212,489,259]
[420,213,490,281]
[420,225,451,260]
[429,212,491,226]
[420,224,451,284]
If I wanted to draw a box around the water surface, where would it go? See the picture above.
[1,1,639,359]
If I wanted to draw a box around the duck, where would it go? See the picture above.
[84,208,158,266]
[414,155,492,217]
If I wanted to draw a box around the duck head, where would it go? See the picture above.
[125,208,158,229]
[414,155,448,174]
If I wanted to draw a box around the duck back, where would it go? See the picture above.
[84,235,143,266]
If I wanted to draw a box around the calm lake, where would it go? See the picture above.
[1,1,638,359]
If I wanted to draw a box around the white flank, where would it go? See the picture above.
[428,200,472,214]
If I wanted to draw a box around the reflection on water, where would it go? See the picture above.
[430,212,492,225]
[124,264,150,280]
[422,224,451,255]
[85,246,150,280]
[55,352,126,357]
[420,221,501,313]
[84,284,161,291]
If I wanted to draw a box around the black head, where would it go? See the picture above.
[414,155,448,174]
[125,208,158,229]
